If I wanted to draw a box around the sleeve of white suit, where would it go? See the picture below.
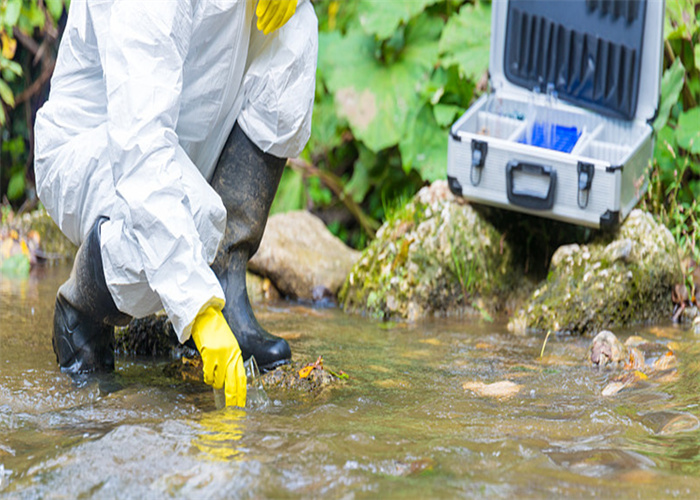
[103,0,225,340]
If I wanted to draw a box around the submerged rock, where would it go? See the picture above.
[510,210,682,335]
[587,329,680,396]
[339,181,518,320]
[115,311,181,358]
[639,411,700,435]
[163,355,345,396]
[589,330,627,368]
[249,210,361,301]
[260,359,345,394]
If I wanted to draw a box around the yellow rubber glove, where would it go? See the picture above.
[191,306,247,408]
[256,0,297,35]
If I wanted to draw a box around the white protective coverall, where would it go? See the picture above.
[34,0,318,342]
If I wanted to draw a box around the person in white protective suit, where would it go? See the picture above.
[34,0,318,407]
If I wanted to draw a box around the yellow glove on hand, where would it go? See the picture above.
[256,0,297,35]
[191,306,247,408]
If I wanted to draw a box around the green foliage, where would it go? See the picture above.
[319,14,443,153]
[295,0,491,248]
[438,1,491,80]
[1,0,66,201]
[643,0,700,285]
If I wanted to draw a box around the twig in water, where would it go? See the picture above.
[539,330,552,358]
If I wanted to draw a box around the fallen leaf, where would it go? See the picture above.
[298,355,323,378]
[474,342,494,350]
[327,369,348,380]
[462,380,522,399]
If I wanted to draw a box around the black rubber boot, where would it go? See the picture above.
[210,124,291,372]
[53,216,131,374]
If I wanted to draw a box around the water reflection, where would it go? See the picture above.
[192,408,246,462]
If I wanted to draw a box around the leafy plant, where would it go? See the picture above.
[276,0,492,248]
[1,0,66,202]
[643,0,700,285]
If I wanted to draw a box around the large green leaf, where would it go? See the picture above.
[399,103,447,182]
[676,108,700,154]
[356,0,440,40]
[653,59,685,133]
[320,15,443,152]
[439,1,491,80]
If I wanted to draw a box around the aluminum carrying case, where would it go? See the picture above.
[447,0,665,229]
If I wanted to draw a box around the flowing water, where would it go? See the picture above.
[1,266,699,499]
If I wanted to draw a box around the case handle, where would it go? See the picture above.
[506,161,557,210]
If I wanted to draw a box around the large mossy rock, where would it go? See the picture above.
[249,210,361,300]
[339,181,518,320]
[509,210,683,335]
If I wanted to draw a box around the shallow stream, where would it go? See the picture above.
[1,266,699,498]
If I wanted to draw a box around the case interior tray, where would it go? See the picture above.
[459,95,648,165]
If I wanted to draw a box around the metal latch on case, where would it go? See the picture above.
[470,139,488,186]
[577,161,595,209]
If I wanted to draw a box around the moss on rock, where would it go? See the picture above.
[339,181,518,320]
[509,210,682,335]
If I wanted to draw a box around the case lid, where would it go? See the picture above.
[489,0,665,122]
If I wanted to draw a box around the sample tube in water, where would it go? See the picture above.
[213,356,271,410]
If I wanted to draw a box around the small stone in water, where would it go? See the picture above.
[640,411,700,434]
[462,380,522,399]
[590,330,626,367]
